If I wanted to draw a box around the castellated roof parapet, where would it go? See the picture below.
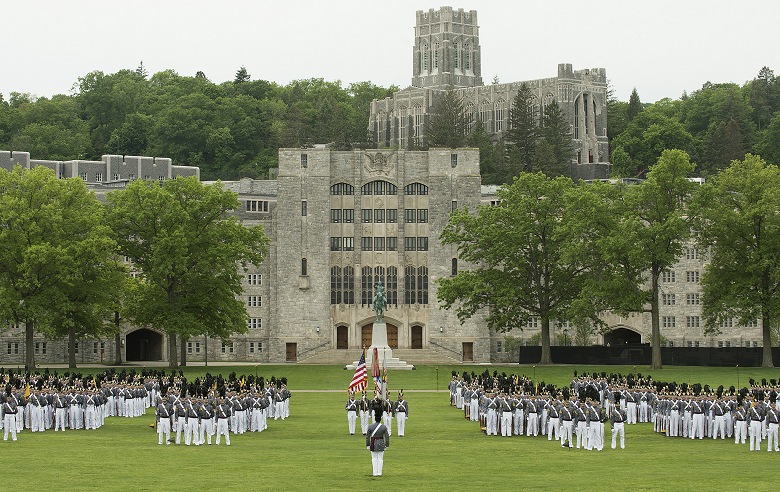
[417,6,477,25]
[558,63,607,83]
[0,149,200,182]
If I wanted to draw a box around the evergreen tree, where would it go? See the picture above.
[135,61,148,80]
[424,86,472,148]
[467,119,496,184]
[627,87,642,122]
[234,65,251,84]
[540,99,574,176]
[529,137,568,177]
[492,137,509,184]
[505,83,538,177]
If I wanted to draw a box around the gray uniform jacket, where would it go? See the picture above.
[366,422,390,451]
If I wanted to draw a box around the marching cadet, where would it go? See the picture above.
[463,385,472,420]
[512,392,523,435]
[198,397,214,445]
[525,396,539,437]
[382,396,394,436]
[485,391,498,436]
[471,385,481,423]
[734,402,748,445]
[215,396,231,446]
[573,401,588,449]
[156,395,172,445]
[273,387,285,420]
[610,395,627,450]
[711,398,727,440]
[359,394,370,435]
[185,397,200,445]
[346,392,359,435]
[585,400,600,450]
[748,396,764,451]
[53,389,69,431]
[499,393,513,437]
[395,391,408,437]
[250,391,265,433]
[765,404,779,452]
[559,399,574,448]
[366,409,390,477]
[173,391,187,444]
[546,398,560,441]
[3,391,18,441]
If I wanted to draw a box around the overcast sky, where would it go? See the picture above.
[2,0,778,104]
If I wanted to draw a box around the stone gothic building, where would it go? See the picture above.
[368,6,612,180]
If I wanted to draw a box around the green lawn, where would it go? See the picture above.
[3,364,778,491]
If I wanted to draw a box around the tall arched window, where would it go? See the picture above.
[451,258,458,276]
[454,42,459,69]
[417,266,429,304]
[495,100,506,131]
[404,266,416,304]
[434,42,439,69]
[423,45,429,72]
[361,266,373,306]
[331,267,342,304]
[343,266,355,305]
[387,266,398,306]
[301,258,307,276]
[464,44,470,70]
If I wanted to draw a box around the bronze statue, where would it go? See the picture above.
[372,281,387,322]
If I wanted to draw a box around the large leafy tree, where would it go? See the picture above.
[505,83,538,178]
[424,86,473,149]
[437,172,604,364]
[107,176,269,369]
[0,165,119,368]
[593,149,696,370]
[692,154,780,367]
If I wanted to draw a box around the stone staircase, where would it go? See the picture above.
[297,347,462,365]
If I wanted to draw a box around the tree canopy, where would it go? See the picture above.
[693,154,780,367]
[0,165,122,368]
[437,172,605,364]
[107,176,269,368]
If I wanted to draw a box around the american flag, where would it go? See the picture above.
[348,350,368,394]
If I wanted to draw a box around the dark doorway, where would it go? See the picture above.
[387,325,398,349]
[125,329,163,361]
[604,328,642,346]
[337,326,348,349]
[362,325,372,349]
[462,342,473,361]
[411,326,423,349]
[286,343,297,361]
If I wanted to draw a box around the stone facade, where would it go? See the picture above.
[369,6,611,181]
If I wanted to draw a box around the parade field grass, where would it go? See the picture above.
[3,364,779,491]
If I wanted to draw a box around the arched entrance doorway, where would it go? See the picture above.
[336,325,348,349]
[411,325,423,349]
[125,329,164,361]
[361,323,399,349]
[604,327,642,346]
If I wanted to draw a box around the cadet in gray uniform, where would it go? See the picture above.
[366,409,390,477]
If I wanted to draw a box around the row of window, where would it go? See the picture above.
[246,274,261,285]
[422,44,471,72]
[79,172,164,183]
[186,341,263,354]
[359,266,399,306]
[329,182,429,196]
[247,296,262,307]
[246,200,269,212]
[7,341,106,355]
[661,271,701,283]
[661,293,701,306]
[330,237,430,252]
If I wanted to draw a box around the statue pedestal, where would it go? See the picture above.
[347,321,414,371]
